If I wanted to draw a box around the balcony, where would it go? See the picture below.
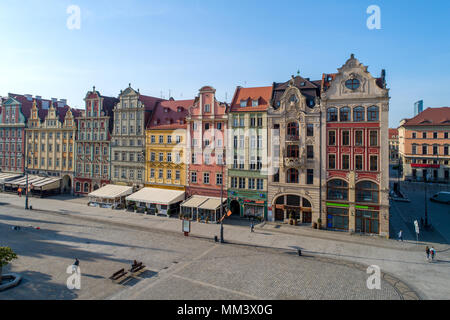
[286,135,299,142]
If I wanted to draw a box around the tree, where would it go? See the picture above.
[0,247,18,285]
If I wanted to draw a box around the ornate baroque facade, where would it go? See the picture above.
[110,85,163,189]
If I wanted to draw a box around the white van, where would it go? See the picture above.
[430,191,450,204]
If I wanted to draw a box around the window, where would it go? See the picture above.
[248,178,255,189]
[250,117,256,127]
[158,169,163,179]
[328,154,336,169]
[150,152,155,161]
[355,131,363,146]
[252,100,258,107]
[216,173,222,185]
[287,122,299,137]
[176,136,181,143]
[307,145,314,159]
[422,145,428,155]
[444,145,449,156]
[256,179,263,190]
[239,177,245,189]
[327,179,348,201]
[327,108,338,122]
[342,154,350,170]
[159,153,164,162]
[287,168,299,183]
[307,169,314,185]
[340,107,350,121]
[240,100,247,107]
[204,104,211,112]
[230,177,237,188]
[369,131,378,147]
[370,155,378,171]
[328,131,336,145]
[307,124,314,136]
[345,78,360,90]
[422,132,427,139]
[167,136,172,144]
[167,153,172,162]
[191,172,197,183]
[287,145,299,158]
[355,155,363,171]
[433,145,438,155]
[257,117,263,127]
[205,123,210,131]
[150,168,155,178]
[356,181,379,203]
[367,106,379,121]
[167,170,172,180]
[445,132,449,139]
[342,131,350,146]
[353,107,365,122]
[159,136,164,144]
[412,145,417,155]
[217,122,222,130]
[175,170,180,180]
[433,132,438,139]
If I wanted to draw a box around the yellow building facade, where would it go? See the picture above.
[26,100,82,193]
[145,128,187,191]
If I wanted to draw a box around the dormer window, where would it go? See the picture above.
[177,107,184,112]
[164,107,169,113]
[300,82,306,86]
[240,100,247,107]
[252,100,258,107]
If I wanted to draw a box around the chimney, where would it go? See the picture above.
[35,96,42,100]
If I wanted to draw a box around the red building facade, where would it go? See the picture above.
[321,55,390,237]
[186,86,228,198]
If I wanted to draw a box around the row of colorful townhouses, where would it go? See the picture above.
[0,55,390,237]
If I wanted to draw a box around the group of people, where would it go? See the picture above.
[426,246,436,262]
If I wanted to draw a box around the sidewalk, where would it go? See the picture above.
[1,193,450,299]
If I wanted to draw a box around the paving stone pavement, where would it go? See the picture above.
[0,193,448,299]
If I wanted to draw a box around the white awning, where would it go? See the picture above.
[126,188,185,205]
[32,177,61,191]
[88,184,133,199]
[0,173,22,183]
[198,197,225,211]
[181,195,209,208]
[6,175,46,187]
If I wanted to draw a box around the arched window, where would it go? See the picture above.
[356,181,379,203]
[286,168,299,183]
[327,107,338,122]
[287,145,299,158]
[83,182,89,193]
[368,106,379,121]
[340,107,350,122]
[289,94,298,103]
[75,182,81,192]
[353,106,365,122]
[287,122,299,137]
[327,179,348,201]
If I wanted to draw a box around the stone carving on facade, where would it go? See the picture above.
[284,147,306,169]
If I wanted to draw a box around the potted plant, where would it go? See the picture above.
[0,247,17,285]
[313,222,318,229]
[317,218,322,230]
[289,213,293,225]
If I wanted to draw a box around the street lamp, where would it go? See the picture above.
[25,151,33,210]
[220,150,225,243]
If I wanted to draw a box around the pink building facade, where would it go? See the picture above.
[186,86,228,198]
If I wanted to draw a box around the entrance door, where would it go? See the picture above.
[302,210,312,224]
[275,209,284,221]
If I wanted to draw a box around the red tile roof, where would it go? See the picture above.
[230,86,272,112]
[389,128,398,139]
[402,107,450,127]
[147,99,193,130]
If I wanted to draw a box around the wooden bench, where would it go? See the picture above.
[109,268,128,281]
[130,261,146,274]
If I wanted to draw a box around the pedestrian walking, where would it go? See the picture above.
[430,247,436,261]
[17,187,22,197]
[398,230,403,241]
[425,246,430,261]
[72,258,80,272]
[250,221,254,233]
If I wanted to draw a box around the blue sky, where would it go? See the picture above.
[0,0,449,127]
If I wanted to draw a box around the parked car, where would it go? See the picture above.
[430,191,450,204]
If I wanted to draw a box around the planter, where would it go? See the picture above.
[313,222,318,229]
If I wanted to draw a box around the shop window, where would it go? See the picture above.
[356,181,379,203]
[327,179,348,201]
